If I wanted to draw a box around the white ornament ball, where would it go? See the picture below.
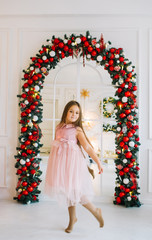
[122,96,128,103]
[35,68,40,73]
[29,114,31,117]
[25,88,29,92]
[96,43,100,48]
[33,115,38,122]
[127,196,131,201]
[71,42,75,46]
[135,109,138,113]
[115,54,119,59]
[123,178,129,184]
[34,85,40,91]
[29,132,32,135]
[122,126,127,133]
[28,121,33,127]
[64,39,68,44]
[116,183,120,187]
[123,159,128,164]
[49,51,55,57]
[20,159,26,165]
[119,79,124,84]
[127,66,132,72]
[97,55,103,62]
[34,143,38,147]
[76,37,81,44]
[18,188,22,193]
[42,56,47,61]
[125,85,128,88]
[137,189,140,193]
[114,109,118,113]
[87,54,91,59]
[30,66,34,70]
[117,60,120,63]
[24,100,29,105]
[26,159,30,162]
[117,127,121,131]
[129,141,134,147]
[27,174,29,176]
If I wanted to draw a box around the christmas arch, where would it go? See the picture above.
[14,31,141,207]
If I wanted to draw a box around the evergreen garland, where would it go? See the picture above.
[14,31,141,207]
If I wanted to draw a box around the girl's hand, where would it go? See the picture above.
[98,162,103,174]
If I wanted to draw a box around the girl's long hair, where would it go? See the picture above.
[59,100,93,149]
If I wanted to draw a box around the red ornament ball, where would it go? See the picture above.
[64,46,69,51]
[119,57,124,62]
[22,190,28,195]
[125,188,130,193]
[26,162,31,167]
[31,169,36,175]
[27,149,32,154]
[117,88,122,93]
[31,182,38,188]
[22,181,28,187]
[27,79,33,85]
[91,50,97,56]
[127,132,133,137]
[84,41,89,47]
[109,60,114,65]
[116,197,121,203]
[125,151,132,158]
[22,166,27,172]
[17,169,22,175]
[128,163,134,168]
[125,109,131,115]
[125,91,131,97]
[120,113,126,118]
[32,75,38,81]
[25,140,31,146]
[119,171,125,176]
[120,141,125,147]
[27,187,34,192]
[124,167,130,173]
[88,46,93,52]
[58,42,64,48]
[21,93,27,99]
[133,86,137,91]
[119,192,125,198]
[21,127,27,133]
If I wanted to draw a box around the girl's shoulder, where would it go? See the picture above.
[76,126,83,134]
[56,123,64,130]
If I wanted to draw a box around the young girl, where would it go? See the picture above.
[45,100,104,233]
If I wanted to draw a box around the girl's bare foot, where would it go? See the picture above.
[96,208,104,227]
[65,217,77,233]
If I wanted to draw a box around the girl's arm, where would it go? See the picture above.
[76,127,103,174]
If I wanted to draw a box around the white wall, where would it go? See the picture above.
[0,0,152,204]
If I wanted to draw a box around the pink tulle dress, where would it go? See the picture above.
[45,123,94,207]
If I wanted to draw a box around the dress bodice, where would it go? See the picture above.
[55,124,77,144]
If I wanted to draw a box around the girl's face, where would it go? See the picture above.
[66,105,80,124]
